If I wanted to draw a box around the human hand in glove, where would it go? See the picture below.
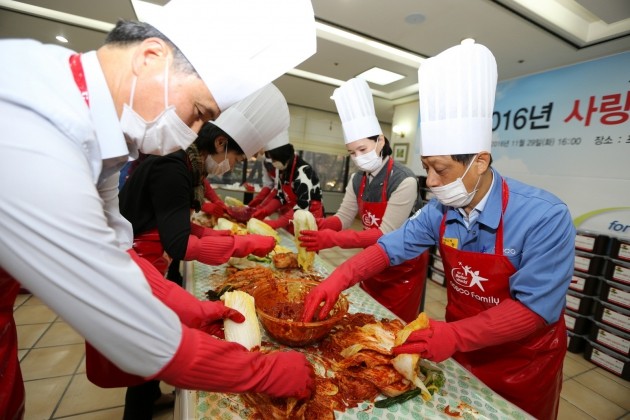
[392,300,546,362]
[201,201,226,217]
[251,198,282,220]
[299,228,383,252]
[232,234,275,258]
[158,327,315,399]
[316,216,343,231]
[302,245,390,322]
[197,301,245,336]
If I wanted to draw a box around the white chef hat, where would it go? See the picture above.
[264,130,290,151]
[212,84,289,158]
[332,78,382,144]
[143,0,316,112]
[419,42,497,156]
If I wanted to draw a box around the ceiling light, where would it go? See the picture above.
[55,35,68,43]
[461,38,476,45]
[356,67,405,86]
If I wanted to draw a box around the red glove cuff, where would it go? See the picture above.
[185,235,236,265]
[317,216,343,231]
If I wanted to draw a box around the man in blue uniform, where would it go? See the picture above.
[302,41,575,419]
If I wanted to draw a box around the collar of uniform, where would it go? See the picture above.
[447,168,500,229]
[81,51,130,160]
[469,168,502,230]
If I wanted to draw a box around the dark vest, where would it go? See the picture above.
[351,158,422,215]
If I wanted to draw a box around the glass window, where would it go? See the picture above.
[300,150,349,192]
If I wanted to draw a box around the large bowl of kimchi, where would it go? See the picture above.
[253,278,348,347]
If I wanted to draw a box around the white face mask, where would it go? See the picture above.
[351,138,383,173]
[206,146,231,176]
[430,156,481,208]
[120,62,197,156]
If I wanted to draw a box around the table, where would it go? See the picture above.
[177,232,534,420]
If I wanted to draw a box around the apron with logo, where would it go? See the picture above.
[68,53,148,388]
[0,268,25,419]
[439,178,565,419]
[358,158,429,323]
[86,227,169,388]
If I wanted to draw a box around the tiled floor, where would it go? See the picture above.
[14,245,630,419]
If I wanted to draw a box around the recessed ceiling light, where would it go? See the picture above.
[405,13,426,25]
[55,35,68,43]
[356,67,405,86]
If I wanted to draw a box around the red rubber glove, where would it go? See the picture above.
[203,179,227,206]
[299,228,383,252]
[251,198,282,220]
[201,201,226,217]
[392,299,546,362]
[128,249,245,329]
[232,234,276,258]
[155,326,314,399]
[316,216,343,231]
[247,186,273,209]
[302,244,390,322]
[190,222,231,238]
[263,209,294,230]
[185,235,275,264]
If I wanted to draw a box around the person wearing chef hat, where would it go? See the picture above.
[0,0,316,417]
[297,77,428,323]
[302,42,574,419]
[112,84,289,417]
[250,131,324,231]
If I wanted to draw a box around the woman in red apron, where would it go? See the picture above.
[298,78,428,322]
[251,135,324,231]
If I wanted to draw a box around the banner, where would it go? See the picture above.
[492,52,630,239]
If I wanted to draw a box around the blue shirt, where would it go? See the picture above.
[378,168,576,324]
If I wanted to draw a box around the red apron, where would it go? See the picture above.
[86,228,173,387]
[279,155,324,233]
[357,158,429,323]
[439,179,565,420]
[0,268,25,420]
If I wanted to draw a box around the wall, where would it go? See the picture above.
[288,105,391,156]
[391,101,423,176]
[389,52,630,240]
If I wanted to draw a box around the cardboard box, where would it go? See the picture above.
[599,280,630,310]
[575,231,610,255]
[574,251,606,276]
[604,258,630,287]
[564,309,592,335]
[609,238,630,262]
[584,341,630,380]
[566,289,595,315]
[593,300,630,334]
[570,272,602,296]
[589,321,630,357]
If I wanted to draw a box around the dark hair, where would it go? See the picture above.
[451,153,493,166]
[105,20,197,76]
[195,123,244,155]
[367,135,393,157]
[265,143,295,165]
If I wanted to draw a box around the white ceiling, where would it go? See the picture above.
[1,0,629,124]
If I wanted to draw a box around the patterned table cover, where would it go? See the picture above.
[179,232,533,420]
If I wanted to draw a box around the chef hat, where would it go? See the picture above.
[264,130,290,151]
[332,78,382,144]
[144,0,316,112]
[418,42,497,156]
[212,84,289,158]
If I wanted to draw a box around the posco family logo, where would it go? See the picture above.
[451,262,489,292]
[361,211,380,227]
